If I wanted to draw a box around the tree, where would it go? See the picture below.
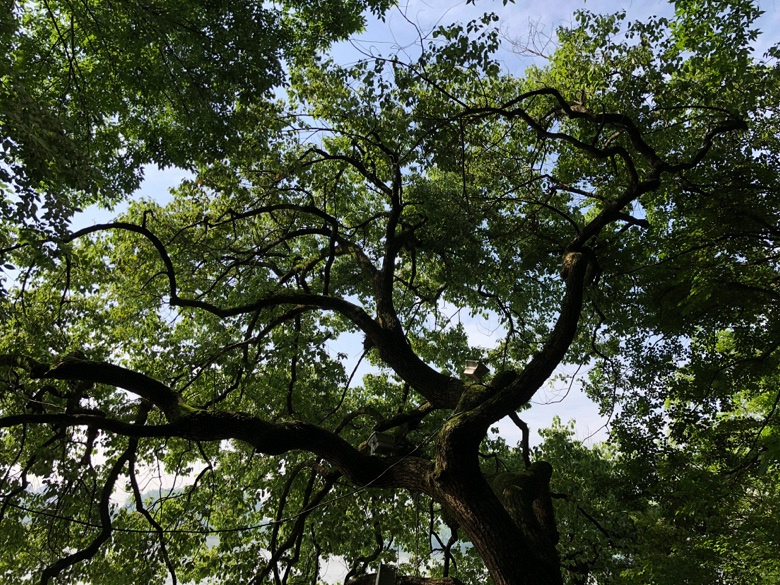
[537,414,780,584]
[1,1,779,584]
[0,0,391,230]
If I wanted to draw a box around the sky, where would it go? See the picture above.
[65,1,780,580]
[113,0,780,452]
[327,0,780,448]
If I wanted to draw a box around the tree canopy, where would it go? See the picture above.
[1,1,779,584]
[0,0,391,229]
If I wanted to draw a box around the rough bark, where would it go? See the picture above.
[488,463,560,569]
[432,455,564,585]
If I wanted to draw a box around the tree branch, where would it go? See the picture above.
[38,405,149,584]
[1,354,187,421]
[472,250,590,430]
[0,410,435,494]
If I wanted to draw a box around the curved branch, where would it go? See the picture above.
[374,402,434,433]
[65,220,462,408]
[1,354,187,421]
[129,449,178,584]
[304,142,408,339]
[39,452,124,584]
[454,88,745,251]
[443,251,590,450]
[252,465,338,585]
[569,117,745,248]
[305,148,392,197]
[0,409,435,494]
[456,88,641,186]
[487,251,589,417]
[68,221,179,297]
[66,223,378,326]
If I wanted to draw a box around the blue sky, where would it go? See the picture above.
[128,0,779,203]
[77,0,780,449]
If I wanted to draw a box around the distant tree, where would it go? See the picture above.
[1,2,778,584]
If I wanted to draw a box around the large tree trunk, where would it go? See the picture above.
[434,459,563,585]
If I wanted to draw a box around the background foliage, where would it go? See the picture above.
[1,1,779,583]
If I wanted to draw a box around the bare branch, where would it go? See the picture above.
[38,405,150,584]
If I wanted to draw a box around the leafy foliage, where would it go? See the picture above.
[0,0,392,229]
[1,1,779,584]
